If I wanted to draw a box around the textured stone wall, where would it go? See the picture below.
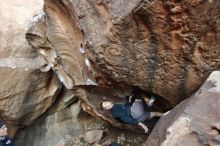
[145,71,220,146]
[0,0,61,136]
[82,0,220,104]
[0,0,220,145]
[35,0,220,105]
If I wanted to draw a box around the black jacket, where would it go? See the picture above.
[111,103,139,125]
[0,137,14,146]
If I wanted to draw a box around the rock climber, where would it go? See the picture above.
[100,88,163,133]
[0,119,14,146]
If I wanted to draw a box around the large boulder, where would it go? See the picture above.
[0,0,61,136]
[84,0,220,104]
[1,0,220,140]
[39,0,220,105]
[26,0,97,89]
[17,0,220,135]
[145,71,220,146]
[23,0,220,115]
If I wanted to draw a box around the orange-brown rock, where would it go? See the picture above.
[40,0,220,105]
[83,0,220,104]
[1,0,220,141]
[0,0,61,136]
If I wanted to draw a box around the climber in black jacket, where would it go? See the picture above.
[0,119,14,146]
[100,99,163,133]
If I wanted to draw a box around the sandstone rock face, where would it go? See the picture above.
[145,71,220,146]
[83,0,220,104]
[1,0,220,143]
[0,0,61,136]
[22,0,220,127]
[26,0,97,89]
[15,100,86,146]
[35,0,220,105]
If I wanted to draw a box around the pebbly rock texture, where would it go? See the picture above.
[145,71,220,146]
[0,0,62,136]
[83,130,103,144]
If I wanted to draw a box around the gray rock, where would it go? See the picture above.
[145,71,220,146]
[84,130,103,144]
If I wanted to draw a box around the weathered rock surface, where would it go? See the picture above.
[1,0,220,144]
[84,130,103,144]
[0,0,62,136]
[23,0,220,134]
[29,0,220,106]
[145,71,220,146]
[69,0,220,104]
[26,0,97,89]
